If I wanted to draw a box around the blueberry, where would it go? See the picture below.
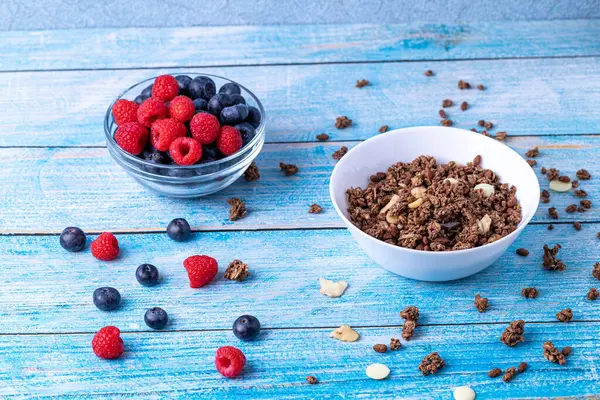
[136,263,159,286]
[221,104,248,125]
[233,315,261,341]
[193,98,208,112]
[207,93,233,117]
[93,287,121,311]
[201,144,219,162]
[175,75,192,96]
[189,76,216,100]
[219,82,242,96]
[230,94,246,105]
[167,167,195,177]
[167,218,191,242]
[246,106,261,128]
[141,146,170,174]
[144,307,168,330]
[141,84,153,98]
[59,227,87,252]
[234,122,256,146]
[134,95,144,105]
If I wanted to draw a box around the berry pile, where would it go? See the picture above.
[111,74,261,167]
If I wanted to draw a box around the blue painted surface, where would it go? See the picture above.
[1,18,600,398]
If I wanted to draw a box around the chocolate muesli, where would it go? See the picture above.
[346,155,521,251]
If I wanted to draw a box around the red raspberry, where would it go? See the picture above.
[114,122,148,155]
[150,118,187,151]
[111,99,139,125]
[92,326,124,359]
[91,232,119,261]
[137,98,168,127]
[183,255,218,288]
[215,346,246,378]
[190,113,220,144]
[168,96,195,123]
[152,75,179,102]
[169,137,202,166]
[216,126,243,156]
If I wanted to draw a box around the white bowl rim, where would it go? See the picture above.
[329,126,540,257]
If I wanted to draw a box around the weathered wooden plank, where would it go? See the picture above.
[0,323,598,398]
[1,223,599,334]
[1,57,600,147]
[1,21,598,72]
[0,136,597,234]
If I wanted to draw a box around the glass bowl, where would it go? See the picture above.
[104,73,265,198]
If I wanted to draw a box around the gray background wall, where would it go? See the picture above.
[0,0,598,30]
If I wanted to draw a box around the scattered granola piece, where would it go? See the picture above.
[527,160,537,167]
[548,224,554,230]
[373,344,388,353]
[418,352,445,375]
[503,367,517,382]
[306,375,318,384]
[316,133,329,141]
[441,119,453,127]
[500,320,525,347]
[378,125,388,133]
[577,206,585,213]
[224,259,249,281]
[598,232,600,239]
[592,262,600,280]
[522,287,539,298]
[484,121,493,130]
[243,162,260,182]
[543,244,565,271]
[525,147,539,158]
[279,162,298,176]
[576,169,591,180]
[355,79,369,88]
[439,109,447,119]
[400,306,419,321]
[329,325,359,342]
[332,146,348,160]
[548,207,559,219]
[458,80,471,89]
[488,368,502,378]
[425,70,434,76]
[587,288,599,300]
[517,362,528,373]
[543,341,566,365]
[575,189,587,197]
[496,131,507,140]
[558,175,571,183]
[477,120,485,127]
[460,101,468,111]
[581,200,592,209]
[541,166,547,174]
[402,320,416,340]
[556,308,573,322]
[227,198,247,221]
[366,363,390,380]
[546,168,560,181]
[574,222,582,231]
[516,248,529,257]
[474,294,489,312]
[319,277,348,298]
[562,346,573,356]
[477,84,485,90]
[442,99,453,108]
[566,204,577,213]
[335,116,352,129]
[470,128,478,133]
[308,204,323,214]
[390,338,401,350]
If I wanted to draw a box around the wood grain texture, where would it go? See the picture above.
[0,20,598,72]
[1,322,598,398]
[0,136,597,234]
[1,57,600,147]
[2,223,599,334]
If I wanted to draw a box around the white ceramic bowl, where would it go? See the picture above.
[329,126,540,281]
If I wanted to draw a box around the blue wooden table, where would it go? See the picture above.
[1,20,600,398]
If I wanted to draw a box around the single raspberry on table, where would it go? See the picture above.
[111,99,139,125]
[183,255,218,288]
[150,118,187,151]
[152,75,179,102]
[215,346,246,378]
[169,137,202,166]
[114,122,148,155]
[92,326,124,359]
[216,126,242,156]
[137,97,168,127]
[168,96,195,123]
[91,232,120,261]
[190,112,220,144]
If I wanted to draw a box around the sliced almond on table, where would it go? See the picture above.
[319,278,348,298]
[453,386,476,400]
[549,179,572,192]
[473,183,495,197]
[366,363,390,380]
[329,325,359,342]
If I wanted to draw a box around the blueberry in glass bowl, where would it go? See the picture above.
[104,73,265,198]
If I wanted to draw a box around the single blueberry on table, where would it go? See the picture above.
[145,307,169,330]
[93,287,121,311]
[221,104,249,125]
[189,76,216,100]
[246,106,261,128]
[234,122,256,146]
[207,93,233,117]
[136,263,160,286]
[229,94,246,105]
[167,218,191,242]
[233,315,261,341]
[134,95,144,105]
[219,82,242,95]
[175,75,192,96]
[141,84,153,98]
[193,98,208,112]
[60,227,87,252]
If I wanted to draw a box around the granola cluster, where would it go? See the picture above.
[346,155,522,251]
